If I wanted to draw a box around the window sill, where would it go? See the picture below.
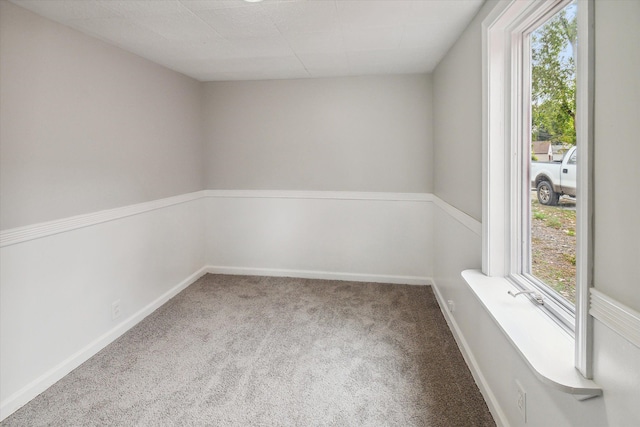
[462,269,602,400]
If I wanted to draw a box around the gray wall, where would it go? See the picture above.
[203,75,433,193]
[432,11,486,221]
[593,0,640,310]
[0,1,205,230]
[591,4,640,422]
[432,0,640,425]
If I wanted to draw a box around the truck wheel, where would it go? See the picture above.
[537,181,559,206]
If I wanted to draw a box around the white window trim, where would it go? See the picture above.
[482,0,595,380]
[574,0,595,379]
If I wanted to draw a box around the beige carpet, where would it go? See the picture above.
[2,274,495,426]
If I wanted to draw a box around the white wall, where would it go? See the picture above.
[205,192,432,283]
[0,1,205,230]
[0,2,207,418]
[201,75,434,286]
[0,198,206,416]
[199,74,436,290]
[432,0,640,425]
[203,75,433,193]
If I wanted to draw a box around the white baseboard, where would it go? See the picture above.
[206,265,430,286]
[430,280,509,427]
[0,266,208,421]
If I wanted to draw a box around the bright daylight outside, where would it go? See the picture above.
[530,2,577,303]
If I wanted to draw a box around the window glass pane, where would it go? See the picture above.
[530,1,577,304]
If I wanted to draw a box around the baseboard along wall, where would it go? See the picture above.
[430,280,509,427]
[207,266,430,286]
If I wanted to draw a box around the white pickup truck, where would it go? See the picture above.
[530,146,577,206]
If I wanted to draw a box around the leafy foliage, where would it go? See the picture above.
[531,4,577,145]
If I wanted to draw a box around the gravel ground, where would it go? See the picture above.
[531,195,577,302]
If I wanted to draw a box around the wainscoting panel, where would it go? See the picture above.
[204,191,433,283]
[0,198,205,419]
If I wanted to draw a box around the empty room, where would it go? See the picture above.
[1,0,638,426]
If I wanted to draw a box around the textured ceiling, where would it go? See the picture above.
[11,0,484,82]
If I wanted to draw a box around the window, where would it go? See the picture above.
[526,0,578,324]
[483,0,594,377]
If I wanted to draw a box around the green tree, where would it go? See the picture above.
[531,4,577,145]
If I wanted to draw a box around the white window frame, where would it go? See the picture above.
[482,0,594,378]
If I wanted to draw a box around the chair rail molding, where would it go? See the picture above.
[590,288,640,349]
[1,190,438,249]
[0,191,207,248]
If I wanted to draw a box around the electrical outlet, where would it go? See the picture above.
[516,380,527,423]
[447,300,455,313]
[111,300,121,320]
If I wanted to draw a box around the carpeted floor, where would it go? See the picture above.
[2,274,495,426]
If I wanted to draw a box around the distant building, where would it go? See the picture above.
[532,141,552,161]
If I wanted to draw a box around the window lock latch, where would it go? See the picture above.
[508,289,544,305]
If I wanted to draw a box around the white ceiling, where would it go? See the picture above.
[11,0,484,82]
